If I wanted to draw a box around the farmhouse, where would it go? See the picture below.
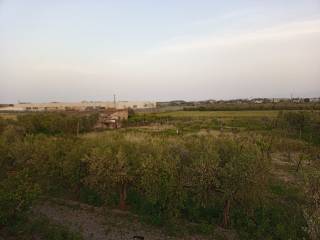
[94,109,128,130]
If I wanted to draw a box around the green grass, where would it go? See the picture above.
[139,110,320,118]
[142,110,280,118]
[131,110,279,133]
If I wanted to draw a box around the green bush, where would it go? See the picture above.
[0,172,40,227]
[16,112,98,135]
[277,111,320,144]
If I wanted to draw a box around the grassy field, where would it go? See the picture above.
[0,112,18,120]
[146,110,280,118]
[2,109,317,120]
[131,110,281,133]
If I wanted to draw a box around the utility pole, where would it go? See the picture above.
[113,94,116,109]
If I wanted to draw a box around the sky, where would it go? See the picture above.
[0,0,320,103]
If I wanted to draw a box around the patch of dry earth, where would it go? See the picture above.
[33,199,226,240]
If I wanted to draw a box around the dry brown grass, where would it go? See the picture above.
[0,113,18,120]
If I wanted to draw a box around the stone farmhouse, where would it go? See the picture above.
[0,100,155,130]
[94,109,128,130]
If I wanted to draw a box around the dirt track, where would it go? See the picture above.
[33,199,221,240]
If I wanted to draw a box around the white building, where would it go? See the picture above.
[0,101,156,112]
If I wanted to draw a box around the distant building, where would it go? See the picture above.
[292,98,303,103]
[310,98,320,103]
[251,98,267,104]
[0,101,156,112]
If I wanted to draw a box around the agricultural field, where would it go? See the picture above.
[145,110,280,118]
[0,112,18,120]
[0,109,320,240]
[2,1,320,239]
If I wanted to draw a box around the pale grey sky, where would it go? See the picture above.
[1,0,320,103]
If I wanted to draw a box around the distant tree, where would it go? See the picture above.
[128,107,135,117]
[16,112,98,135]
[277,111,311,139]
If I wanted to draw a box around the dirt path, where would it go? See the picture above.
[33,199,220,240]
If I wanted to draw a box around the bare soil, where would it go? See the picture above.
[32,199,232,240]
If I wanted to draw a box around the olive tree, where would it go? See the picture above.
[138,138,187,220]
[84,134,140,210]
[215,137,270,228]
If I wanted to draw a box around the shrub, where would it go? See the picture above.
[304,172,320,240]
[0,172,40,227]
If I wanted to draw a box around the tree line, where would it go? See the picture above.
[183,102,320,111]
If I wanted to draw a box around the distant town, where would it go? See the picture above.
[157,97,320,107]
[0,101,156,112]
[0,97,318,112]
